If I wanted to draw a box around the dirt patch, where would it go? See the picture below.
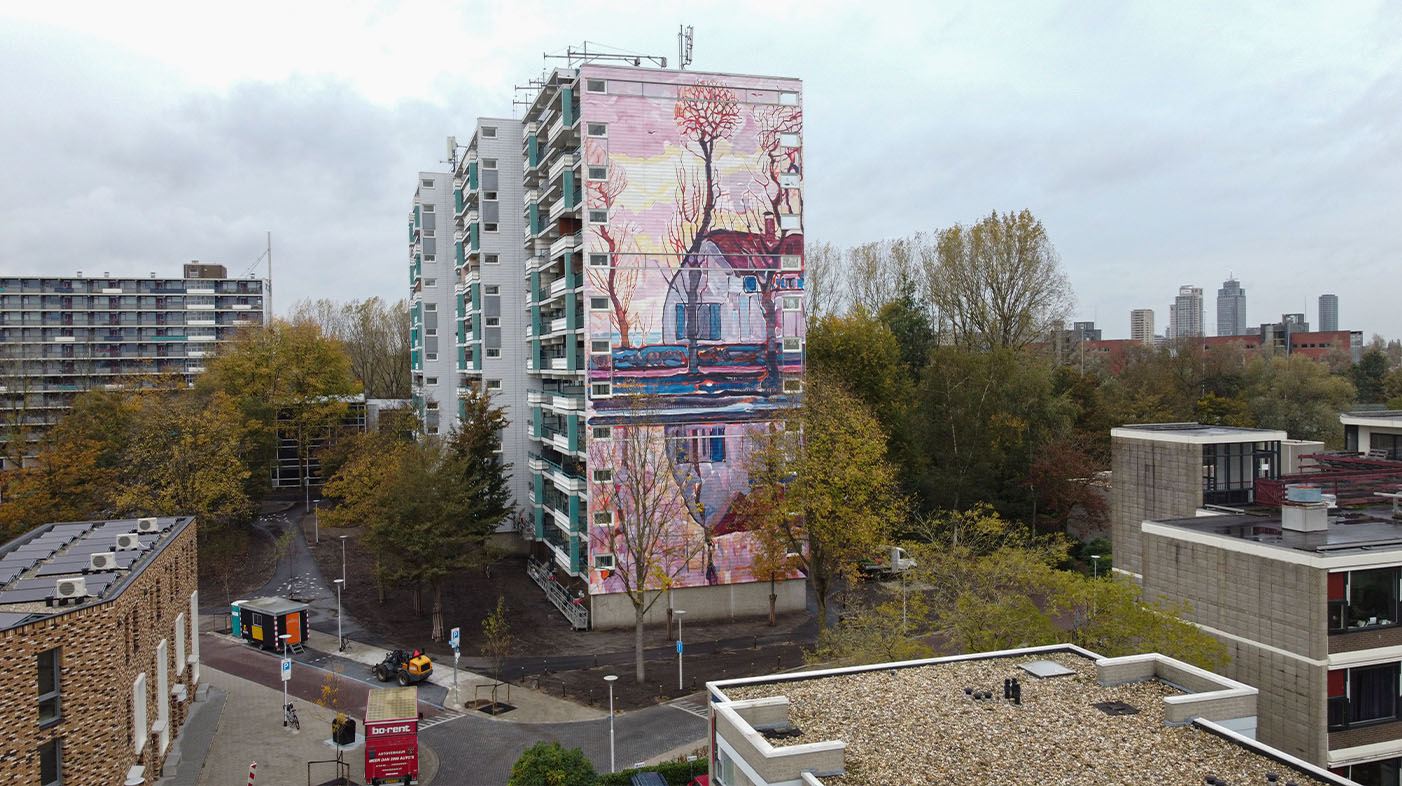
[198,525,278,608]
[297,511,821,708]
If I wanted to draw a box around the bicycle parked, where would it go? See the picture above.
[284,702,300,731]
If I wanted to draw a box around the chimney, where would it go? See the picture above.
[1282,484,1328,532]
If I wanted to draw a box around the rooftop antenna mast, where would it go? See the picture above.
[678,25,693,70]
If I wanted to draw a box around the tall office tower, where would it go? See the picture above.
[1130,309,1155,344]
[1216,277,1246,336]
[450,119,532,510]
[0,264,266,467]
[1318,294,1338,333]
[511,62,806,627]
[1171,286,1204,338]
[408,172,457,436]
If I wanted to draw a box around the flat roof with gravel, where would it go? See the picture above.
[712,648,1348,786]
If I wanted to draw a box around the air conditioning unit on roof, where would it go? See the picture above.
[88,552,115,571]
[115,533,140,550]
[55,577,87,600]
[136,517,160,533]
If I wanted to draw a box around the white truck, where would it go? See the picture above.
[861,546,916,576]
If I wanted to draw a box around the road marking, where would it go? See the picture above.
[419,710,466,730]
[667,698,709,719]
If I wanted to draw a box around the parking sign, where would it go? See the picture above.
[281,659,291,682]
[450,627,460,649]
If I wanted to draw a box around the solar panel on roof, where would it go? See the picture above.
[0,587,55,604]
[0,611,32,628]
[33,563,88,578]
[12,575,114,593]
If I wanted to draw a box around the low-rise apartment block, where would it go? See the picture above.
[707,645,1350,786]
[0,516,200,785]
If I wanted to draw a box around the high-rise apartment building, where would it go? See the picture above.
[1130,308,1155,344]
[408,172,457,436]
[1170,285,1204,339]
[1217,277,1247,336]
[434,61,807,628]
[1319,294,1339,333]
[450,119,532,510]
[0,265,265,466]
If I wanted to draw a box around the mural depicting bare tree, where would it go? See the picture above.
[667,81,741,373]
[584,143,643,348]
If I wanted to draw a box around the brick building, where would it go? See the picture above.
[0,516,199,785]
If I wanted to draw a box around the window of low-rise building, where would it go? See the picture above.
[38,739,61,786]
[37,648,60,725]
[1330,567,1400,632]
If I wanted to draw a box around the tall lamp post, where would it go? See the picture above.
[604,674,618,773]
[674,609,686,692]
[279,634,292,730]
[1090,554,1102,580]
[334,578,345,652]
[339,535,348,587]
[313,499,320,544]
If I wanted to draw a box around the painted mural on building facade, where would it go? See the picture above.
[580,66,805,595]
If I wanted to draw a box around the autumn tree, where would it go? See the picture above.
[1244,354,1355,444]
[200,320,360,510]
[590,399,703,682]
[926,210,1074,351]
[668,81,741,373]
[745,375,903,629]
[739,423,804,626]
[0,438,111,538]
[480,595,513,683]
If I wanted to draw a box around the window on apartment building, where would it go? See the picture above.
[426,328,437,337]
[486,348,501,358]
[781,336,802,352]
[425,278,437,287]
[424,229,435,238]
[421,179,434,188]
[586,79,607,94]
[592,468,613,483]
[591,339,610,354]
[1330,568,1400,632]
[484,191,498,201]
[779,133,800,148]
[675,303,722,340]
[426,401,438,411]
[481,126,497,138]
[589,254,609,268]
[425,303,436,311]
[782,295,801,311]
[587,123,608,138]
[591,382,611,398]
[485,254,500,265]
[482,158,498,170]
[780,254,801,271]
[424,255,436,262]
[779,173,800,188]
[485,285,499,295]
[1352,664,1401,726]
[592,425,612,440]
[426,353,437,362]
[715,748,737,786]
[779,214,801,231]
[778,91,799,106]
[588,166,607,180]
[593,511,613,527]
[37,648,61,725]
[486,380,501,390]
[783,377,803,394]
[593,553,615,570]
[38,739,61,786]
[1343,758,1402,785]
[674,427,726,465]
[485,317,500,327]
[589,210,608,224]
[589,296,609,310]
[426,377,438,386]
[484,223,499,233]
[422,204,435,212]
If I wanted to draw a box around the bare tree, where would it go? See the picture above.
[926,209,1074,351]
[584,143,643,347]
[589,400,703,683]
[803,240,844,320]
[289,297,411,398]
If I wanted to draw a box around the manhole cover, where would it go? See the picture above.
[474,701,516,715]
[1092,701,1140,716]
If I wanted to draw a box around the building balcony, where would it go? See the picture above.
[547,150,580,184]
[549,232,581,259]
[527,390,547,406]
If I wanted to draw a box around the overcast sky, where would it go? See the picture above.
[2,1,1399,340]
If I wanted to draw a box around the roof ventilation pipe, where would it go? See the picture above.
[1282,484,1328,532]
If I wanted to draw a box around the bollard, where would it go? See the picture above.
[247,762,257,786]
[593,654,598,668]
[776,654,782,669]
[658,683,664,698]
[753,636,758,649]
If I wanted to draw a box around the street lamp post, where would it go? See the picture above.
[334,578,344,652]
[604,674,618,773]
[1090,554,1101,580]
[674,609,686,692]
[313,500,320,544]
[339,535,348,587]
[279,634,292,730]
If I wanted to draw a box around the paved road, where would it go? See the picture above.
[421,700,708,785]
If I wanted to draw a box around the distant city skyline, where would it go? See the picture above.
[1110,280,1345,341]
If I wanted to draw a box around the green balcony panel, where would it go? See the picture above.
[532,406,543,438]
[567,416,580,453]
[468,162,478,191]
[563,171,577,208]
[470,223,479,251]
[533,502,545,540]
[529,202,540,235]
[409,223,415,242]
[531,339,542,369]
[531,306,541,334]
[414,205,420,228]
[528,136,539,167]
[529,272,541,304]
[454,188,464,213]
[569,536,584,575]
[470,284,480,311]
[455,241,464,267]
[561,88,574,126]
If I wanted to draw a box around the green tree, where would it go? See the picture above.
[877,286,936,379]
[926,209,1074,351]
[1352,347,1390,404]
[509,741,597,786]
[288,297,411,398]
[481,595,513,683]
[739,423,805,627]
[354,385,512,641]
[1244,354,1355,444]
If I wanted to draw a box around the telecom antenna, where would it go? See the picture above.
[444,136,458,169]
[545,42,666,69]
[678,25,694,70]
